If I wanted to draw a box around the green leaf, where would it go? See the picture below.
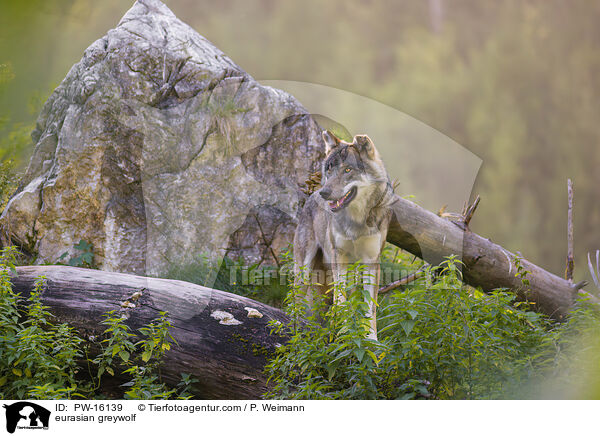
[12,368,22,377]
[366,350,380,366]
[354,348,366,362]
[330,349,352,364]
[141,350,152,362]
[106,367,114,376]
[327,366,337,381]
[119,351,130,362]
[400,320,416,336]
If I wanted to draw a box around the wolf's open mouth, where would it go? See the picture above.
[329,186,357,212]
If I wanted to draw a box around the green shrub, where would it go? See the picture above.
[95,310,194,400]
[0,247,85,399]
[0,246,195,399]
[265,255,600,399]
[165,250,292,308]
[3,239,599,400]
[266,263,391,399]
[377,257,553,399]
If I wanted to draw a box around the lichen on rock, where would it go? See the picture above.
[0,0,323,278]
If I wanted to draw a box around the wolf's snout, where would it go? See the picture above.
[319,188,332,200]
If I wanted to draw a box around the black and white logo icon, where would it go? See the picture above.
[3,402,50,434]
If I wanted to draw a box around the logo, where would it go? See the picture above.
[3,402,50,434]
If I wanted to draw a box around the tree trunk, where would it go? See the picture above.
[386,195,593,319]
[10,265,290,400]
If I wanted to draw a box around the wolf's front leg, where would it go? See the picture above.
[293,260,318,319]
[332,265,348,304]
[364,263,380,341]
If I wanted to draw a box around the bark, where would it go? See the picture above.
[10,266,290,400]
[386,195,593,319]
[566,179,574,282]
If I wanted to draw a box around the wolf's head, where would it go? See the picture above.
[318,130,390,217]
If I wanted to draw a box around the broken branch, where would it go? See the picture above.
[378,266,427,295]
[566,179,574,282]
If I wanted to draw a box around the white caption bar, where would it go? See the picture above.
[0,400,594,436]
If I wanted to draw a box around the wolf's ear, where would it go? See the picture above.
[322,130,342,154]
[354,134,379,160]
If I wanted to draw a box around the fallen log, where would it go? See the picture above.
[10,265,290,400]
[386,194,595,319]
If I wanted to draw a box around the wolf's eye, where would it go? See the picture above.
[344,167,352,173]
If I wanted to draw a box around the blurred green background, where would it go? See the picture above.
[1,0,599,283]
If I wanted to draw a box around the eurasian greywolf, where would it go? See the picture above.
[294,130,395,340]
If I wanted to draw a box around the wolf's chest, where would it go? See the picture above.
[332,231,384,263]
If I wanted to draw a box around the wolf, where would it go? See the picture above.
[293,130,395,340]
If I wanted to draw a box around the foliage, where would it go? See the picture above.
[2,239,600,400]
[379,243,425,286]
[0,122,33,165]
[0,246,195,400]
[513,297,600,399]
[57,239,95,268]
[87,310,197,399]
[165,250,291,308]
[376,257,552,399]
[2,1,600,400]
[265,263,391,399]
[94,310,187,400]
[0,246,85,399]
[0,62,43,216]
[265,254,600,399]
[91,311,137,383]
[0,159,17,214]
[0,62,38,170]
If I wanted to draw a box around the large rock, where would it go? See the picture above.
[0,0,323,277]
